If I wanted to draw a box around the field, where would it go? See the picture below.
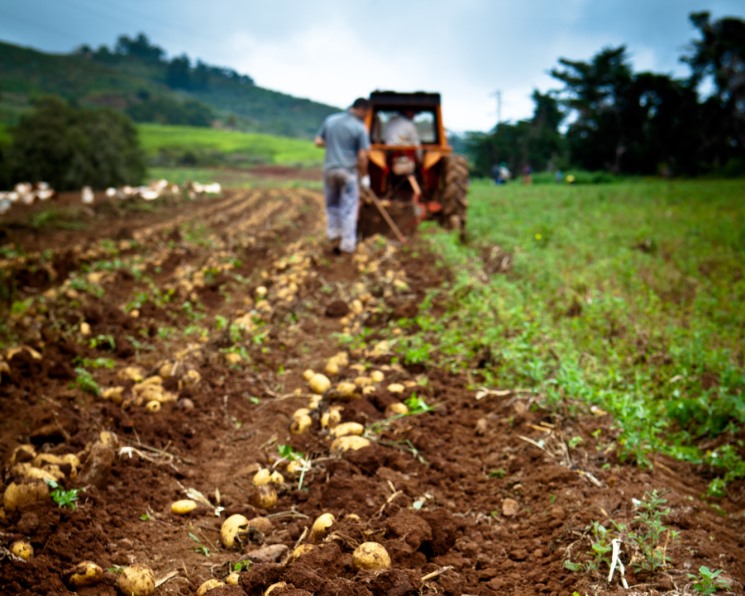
[0,174,743,595]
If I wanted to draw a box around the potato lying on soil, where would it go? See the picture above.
[290,543,315,561]
[252,485,278,510]
[220,514,249,548]
[171,499,198,515]
[352,542,391,570]
[197,578,224,595]
[10,540,33,560]
[331,422,365,438]
[3,480,49,511]
[308,373,331,395]
[330,435,371,453]
[309,512,335,542]
[63,561,104,589]
[265,582,287,595]
[117,563,155,596]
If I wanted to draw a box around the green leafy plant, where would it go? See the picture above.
[232,560,252,572]
[45,479,82,510]
[73,367,101,396]
[188,531,211,556]
[628,490,678,572]
[404,394,433,414]
[688,565,731,594]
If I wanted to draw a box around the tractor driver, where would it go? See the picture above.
[314,97,371,255]
[383,109,420,147]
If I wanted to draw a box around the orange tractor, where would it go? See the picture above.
[358,91,469,242]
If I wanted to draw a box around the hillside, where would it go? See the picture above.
[0,37,336,139]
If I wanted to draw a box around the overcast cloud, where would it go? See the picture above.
[1,0,743,132]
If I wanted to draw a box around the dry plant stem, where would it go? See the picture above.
[154,570,180,588]
[421,565,454,582]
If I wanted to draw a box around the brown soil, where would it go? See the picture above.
[1,184,743,595]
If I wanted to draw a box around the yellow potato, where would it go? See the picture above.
[252,485,278,510]
[387,383,405,394]
[292,407,311,420]
[290,414,312,435]
[171,499,198,515]
[145,400,161,413]
[225,572,240,585]
[10,540,33,560]
[330,435,371,454]
[309,512,334,542]
[290,543,315,561]
[370,370,385,383]
[302,368,315,381]
[386,402,409,417]
[354,376,372,387]
[265,583,287,595]
[285,460,305,476]
[269,471,285,485]
[332,422,364,438]
[308,373,331,395]
[352,542,391,570]
[197,578,224,595]
[3,481,49,511]
[247,516,274,534]
[64,561,103,588]
[117,564,155,596]
[220,514,249,549]
[335,381,357,399]
[252,468,272,486]
[324,360,340,376]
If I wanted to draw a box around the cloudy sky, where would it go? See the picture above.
[1,0,743,132]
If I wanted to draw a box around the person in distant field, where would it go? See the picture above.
[522,164,533,184]
[314,98,371,255]
[383,109,420,147]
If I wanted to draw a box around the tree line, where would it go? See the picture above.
[467,12,745,178]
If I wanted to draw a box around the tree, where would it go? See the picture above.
[166,54,192,89]
[7,96,145,190]
[115,33,165,63]
[684,11,745,171]
[551,46,634,173]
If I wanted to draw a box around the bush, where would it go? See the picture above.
[6,96,146,190]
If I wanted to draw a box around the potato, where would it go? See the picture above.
[269,471,285,485]
[117,563,155,596]
[370,370,385,383]
[320,409,342,430]
[307,394,322,410]
[252,468,272,486]
[252,485,278,510]
[225,571,240,585]
[290,543,315,561]
[10,540,33,560]
[102,386,125,404]
[335,381,357,399]
[309,512,334,541]
[285,460,304,476]
[386,402,409,417]
[220,514,249,549]
[308,373,331,395]
[265,582,287,595]
[145,400,161,413]
[171,499,198,515]
[352,542,391,570]
[292,407,311,420]
[387,383,405,394]
[80,322,91,336]
[64,561,103,588]
[302,368,315,381]
[255,285,268,298]
[354,376,372,387]
[332,422,364,438]
[247,516,274,534]
[10,444,36,465]
[330,435,371,454]
[290,414,312,435]
[324,360,340,376]
[3,481,49,511]
[197,578,224,595]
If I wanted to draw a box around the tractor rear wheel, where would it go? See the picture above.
[438,154,469,241]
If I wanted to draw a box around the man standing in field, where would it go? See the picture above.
[315,98,371,255]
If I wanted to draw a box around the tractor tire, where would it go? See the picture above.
[438,154,469,242]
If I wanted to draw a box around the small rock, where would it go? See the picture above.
[246,543,289,563]
[501,498,519,517]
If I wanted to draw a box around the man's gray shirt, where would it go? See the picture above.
[317,111,370,172]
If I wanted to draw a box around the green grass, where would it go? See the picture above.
[138,123,322,167]
[392,178,745,494]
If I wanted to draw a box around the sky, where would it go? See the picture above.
[1,0,743,133]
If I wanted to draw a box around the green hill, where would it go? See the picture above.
[0,36,336,139]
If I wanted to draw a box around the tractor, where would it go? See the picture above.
[358,91,469,242]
